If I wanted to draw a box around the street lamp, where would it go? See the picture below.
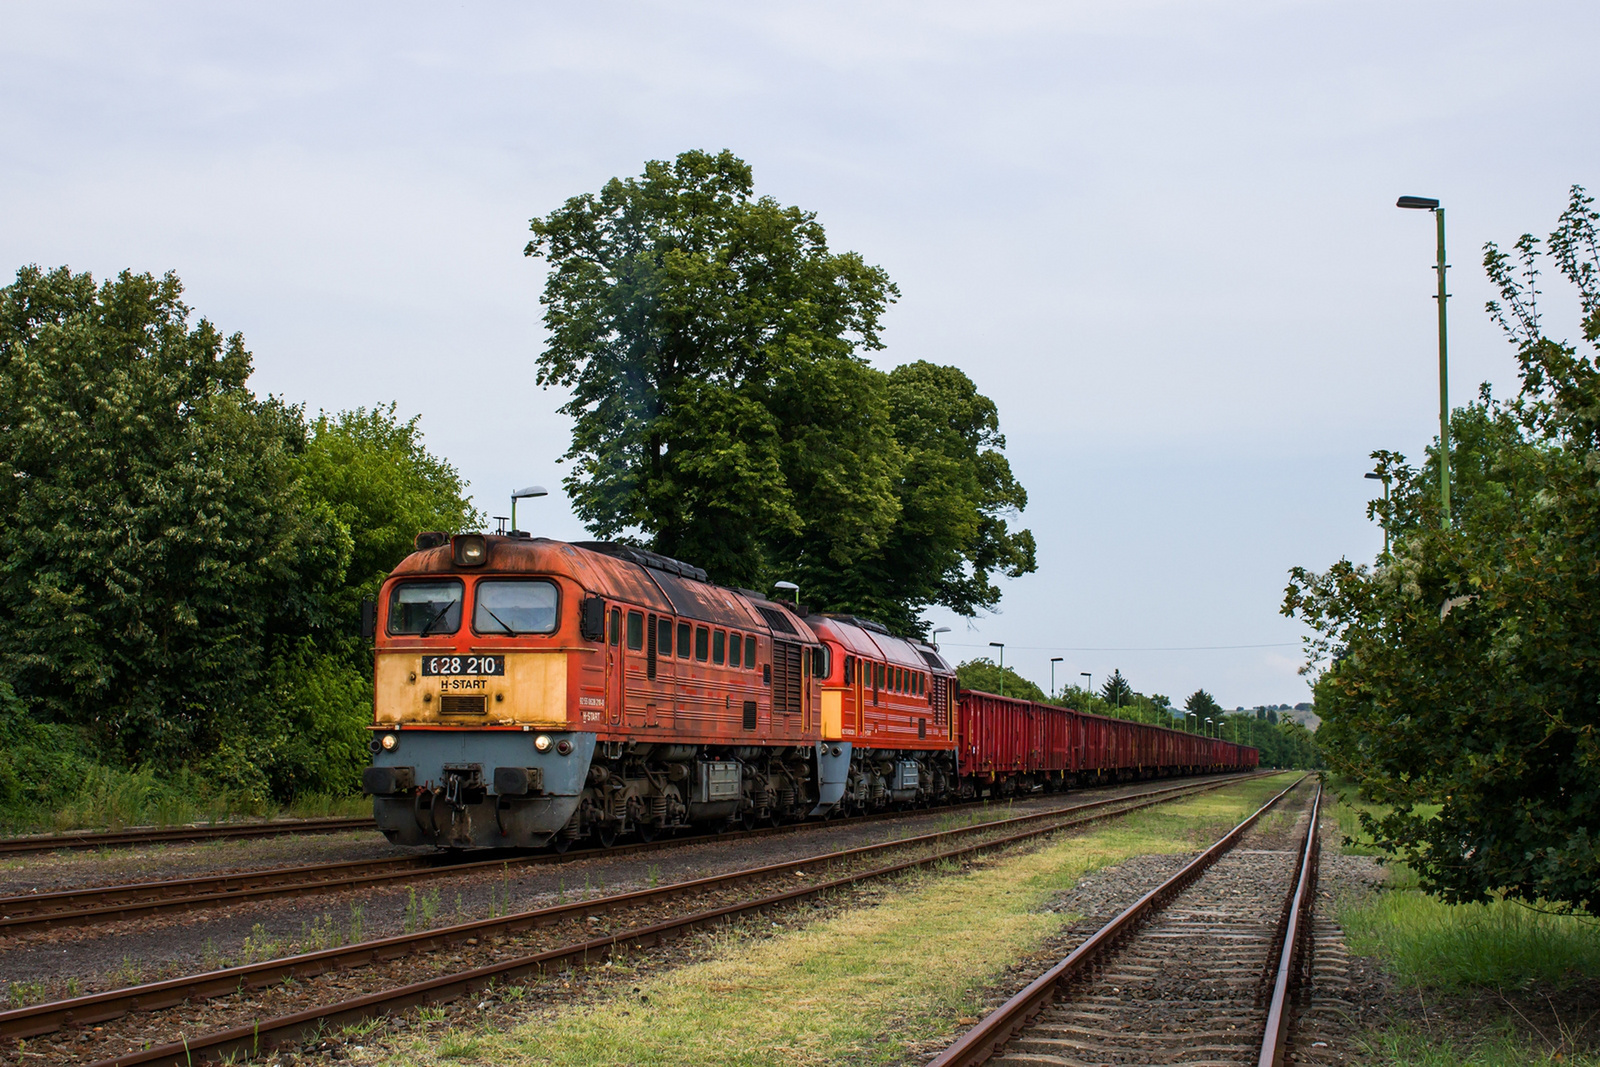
[773,580,800,606]
[1205,717,1215,739]
[1050,657,1063,700]
[931,626,951,651]
[510,485,548,533]
[989,642,1005,696]
[1365,470,1392,555]
[1081,672,1091,710]
[1397,194,1451,528]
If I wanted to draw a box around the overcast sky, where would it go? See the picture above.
[5,1,1598,707]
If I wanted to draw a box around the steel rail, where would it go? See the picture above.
[0,773,1262,935]
[0,817,377,857]
[1258,780,1323,1067]
[0,775,1260,1044]
[925,774,1311,1067]
[62,775,1287,1065]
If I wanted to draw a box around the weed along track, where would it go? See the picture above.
[0,776,1268,1065]
[929,776,1321,1067]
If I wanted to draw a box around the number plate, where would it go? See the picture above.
[420,655,504,677]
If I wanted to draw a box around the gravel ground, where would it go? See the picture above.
[0,832,421,898]
[0,782,1192,996]
[3,793,1119,1065]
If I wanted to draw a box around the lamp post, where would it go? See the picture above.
[1397,195,1451,528]
[989,642,1005,697]
[1205,717,1215,739]
[773,580,799,606]
[1050,657,1063,700]
[1081,672,1091,710]
[931,626,950,651]
[509,485,548,533]
[1365,470,1392,555]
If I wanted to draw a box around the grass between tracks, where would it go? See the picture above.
[375,772,1301,1067]
[1320,782,1600,1066]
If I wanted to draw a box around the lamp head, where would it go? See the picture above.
[1396,195,1440,210]
[1364,472,1384,480]
[511,485,548,500]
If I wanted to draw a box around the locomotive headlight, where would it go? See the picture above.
[534,734,553,753]
[381,733,399,751]
[452,534,488,567]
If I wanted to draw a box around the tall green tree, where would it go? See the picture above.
[1100,668,1134,708]
[1285,185,1600,911]
[526,151,1035,633]
[0,266,344,766]
[524,149,900,588]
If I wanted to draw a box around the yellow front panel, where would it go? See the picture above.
[374,651,569,728]
[821,688,843,740]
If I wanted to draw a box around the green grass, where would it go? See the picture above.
[0,766,368,835]
[1359,1028,1600,1066]
[1343,874,1600,991]
[378,772,1301,1067]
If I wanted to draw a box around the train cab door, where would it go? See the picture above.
[605,606,623,726]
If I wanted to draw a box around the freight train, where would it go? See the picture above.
[360,533,1258,849]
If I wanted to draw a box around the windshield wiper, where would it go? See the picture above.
[418,602,455,637]
[479,606,515,634]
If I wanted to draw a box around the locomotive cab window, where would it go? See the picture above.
[471,578,558,634]
[712,630,726,665]
[695,626,710,662]
[609,608,621,645]
[844,656,854,684]
[677,621,691,658]
[388,579,464,635]
[627,611,644,650]
[729,631,742,668]
[812,646,829,678]
[744,634,757,668]
[658,617,673,657]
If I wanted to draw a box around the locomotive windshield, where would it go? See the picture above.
[387,579,463,635]
[473,579,559,634]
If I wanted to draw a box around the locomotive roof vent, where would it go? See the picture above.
[574,542,709,583]
[414,531,449,551]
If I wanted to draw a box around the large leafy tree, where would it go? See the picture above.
[526,150,1035,631]
[0,266,344,764]
[1285,185,1600,911]
[525,149,901,587]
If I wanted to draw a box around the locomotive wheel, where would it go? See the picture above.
[637,821,658,843]
[549,835,572,854]
[596,822,619,849]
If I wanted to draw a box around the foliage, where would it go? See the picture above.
[955,658,1046,702]
[298,405,483,616]
[0,266,479,813]
[826,362,1036,633]
[1184,688,1222,718]
[526,150,1034,633]
[0,266,344,768]
[1099,668,1134,708]
[1284,185,1600,911]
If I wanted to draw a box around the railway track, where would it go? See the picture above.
[1,774,1279,1064]
[928,776,1321,1067]
[0,817,376,857]
[0,774,1263,936]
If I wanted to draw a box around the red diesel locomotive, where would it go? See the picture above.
[361,532,1256,848]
